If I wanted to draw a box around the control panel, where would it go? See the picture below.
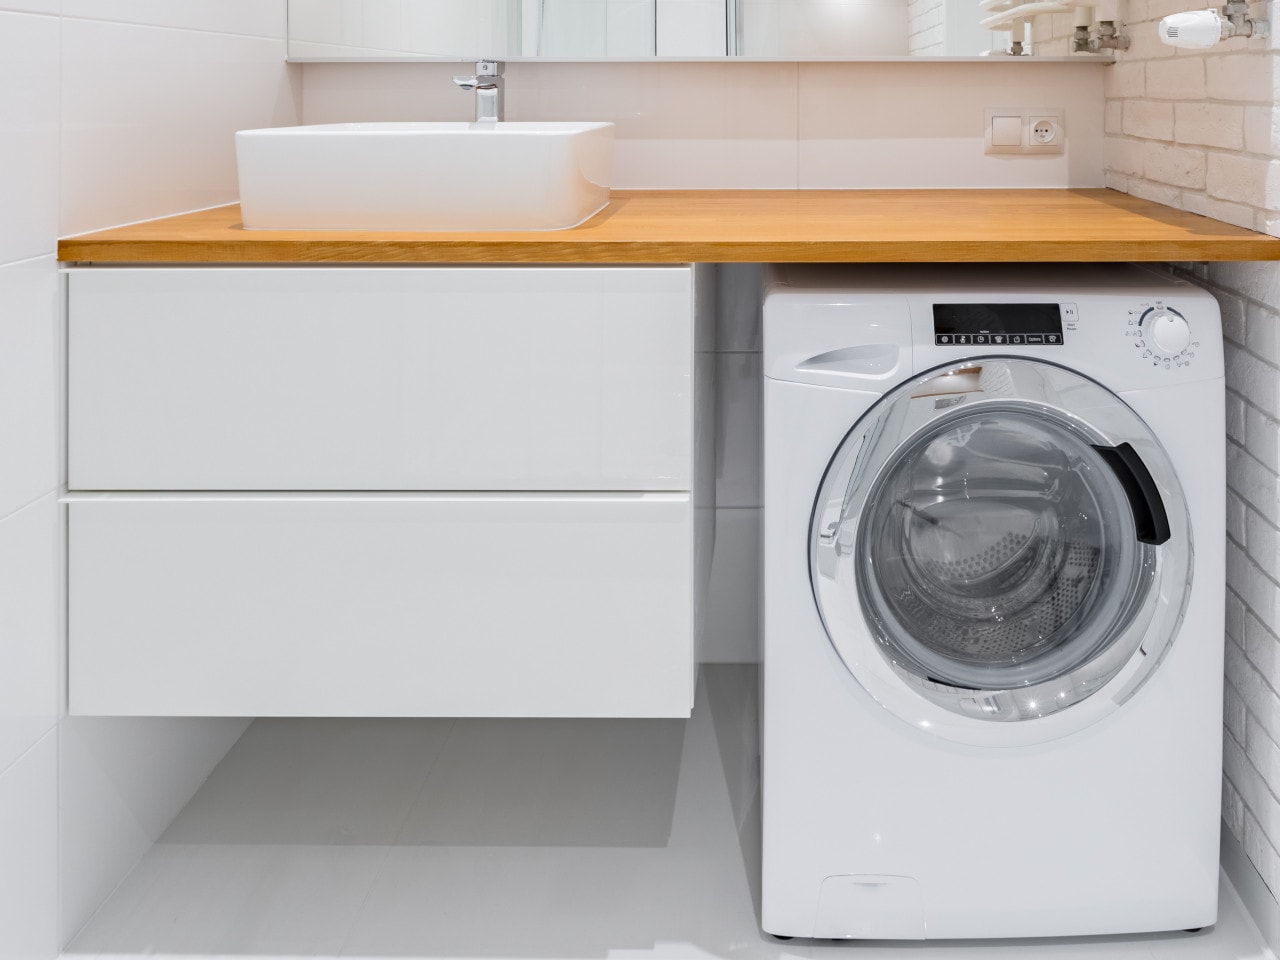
[1125,303,1200,369]
[932,302,1075,347]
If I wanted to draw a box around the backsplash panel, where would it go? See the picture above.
[300,60,1107,188]
[61,18,300,237]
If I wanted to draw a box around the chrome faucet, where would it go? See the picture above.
[452,61,504,122]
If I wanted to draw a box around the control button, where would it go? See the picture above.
[955,335,971,345]
[936,335,952,345]
[1144,308,1192,355]
[1026,334,1045,344]
[992,335,1006,344]
[1010,335,1025,345]
[1045,334,1061,344]
[974,335,989,345]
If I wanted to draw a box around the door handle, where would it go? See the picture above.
[1092,442,1171,545]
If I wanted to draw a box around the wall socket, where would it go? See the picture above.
[984,108,1065,155]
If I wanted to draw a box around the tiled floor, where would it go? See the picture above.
[65,667,1275,960]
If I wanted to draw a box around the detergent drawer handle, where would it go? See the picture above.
[1092,442,1172,546]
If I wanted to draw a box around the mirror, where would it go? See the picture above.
[287,0,1005,60]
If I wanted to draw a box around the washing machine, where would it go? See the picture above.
[761,263,1224,940]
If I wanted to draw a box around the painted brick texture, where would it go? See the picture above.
[1179,260,1280,905]
[1091,0,1280,906]
[1101,11,1278,232]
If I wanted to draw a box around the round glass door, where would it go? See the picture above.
[812,360,1190,739]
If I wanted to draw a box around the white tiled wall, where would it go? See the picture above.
[61,18,298,236]
[0,11,66,959]
[0,733,57,960]
[0,4,297,954]
[0,495,59,778]
[301,59,1108,188]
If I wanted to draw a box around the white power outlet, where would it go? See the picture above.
[1030,116,1061,146]
[984,108,1065,155]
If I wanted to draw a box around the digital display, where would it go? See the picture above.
[933,303,1064,346]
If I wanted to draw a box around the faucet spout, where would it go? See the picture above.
[452,60,505,123]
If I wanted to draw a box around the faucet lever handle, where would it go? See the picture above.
[454,60,504,91]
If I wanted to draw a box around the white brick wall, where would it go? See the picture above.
[1222,270,1280,895]
[1102,12,1278,231]
[1172,260,1280,910]
[1097,0,1280,912]
[908,0,947,54]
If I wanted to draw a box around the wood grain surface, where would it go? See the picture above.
[58,189,1280,264]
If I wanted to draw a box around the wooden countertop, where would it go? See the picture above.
[58,189,1280,264]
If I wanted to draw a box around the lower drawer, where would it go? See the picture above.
[68,494,693,717]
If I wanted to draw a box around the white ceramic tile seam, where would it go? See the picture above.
[59,1,286,41]
[58,17,285,42]
[0,724,55,783]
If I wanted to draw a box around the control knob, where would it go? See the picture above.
[1144,308,1191,355]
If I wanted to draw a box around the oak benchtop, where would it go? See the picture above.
[58,189,1280,264]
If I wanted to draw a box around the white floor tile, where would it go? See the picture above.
[344,680,756,959]
[396,718,686,847]
[63,668,1276,960]
[66,843,387,958]
[162,718,454,845]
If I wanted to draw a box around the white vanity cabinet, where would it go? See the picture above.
[65,266,713,718]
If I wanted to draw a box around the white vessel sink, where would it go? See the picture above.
[236,121,614,232]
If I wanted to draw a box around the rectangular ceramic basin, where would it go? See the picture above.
[236,121,614,232]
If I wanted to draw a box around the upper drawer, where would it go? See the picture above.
[68,266,693,491]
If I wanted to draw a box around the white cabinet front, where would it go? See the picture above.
[69,267,693,491]
[68,494,694,718]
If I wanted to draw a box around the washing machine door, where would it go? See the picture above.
[811,358,1191,746]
